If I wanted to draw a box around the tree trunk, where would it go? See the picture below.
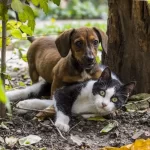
[103,0,150,93]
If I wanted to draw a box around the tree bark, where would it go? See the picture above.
[103,0,150,93]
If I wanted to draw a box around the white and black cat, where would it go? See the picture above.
[6,67,136,132]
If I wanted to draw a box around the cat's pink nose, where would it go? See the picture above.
[102,103,107,108]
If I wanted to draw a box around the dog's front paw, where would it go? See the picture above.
[55,121,70,132]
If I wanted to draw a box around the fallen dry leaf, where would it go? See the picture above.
[87,116,106,121]
[5,136,18,147]
[100,121,118,133]
[35,105,55,121]
[19,135,41,146]
[100,139,150,150]
[70,134,84,146]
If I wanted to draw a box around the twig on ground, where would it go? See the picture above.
[49,118,67,141]
[69,121,81,133]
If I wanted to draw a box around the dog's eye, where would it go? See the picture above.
[75,41,83,47]
[99,90,105,97]
[93,40,99,46]
[111,97,118,103]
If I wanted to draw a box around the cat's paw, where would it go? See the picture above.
[55,121,70,132]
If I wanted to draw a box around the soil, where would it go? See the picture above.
[1,51,150,150]
[0,110,150,150]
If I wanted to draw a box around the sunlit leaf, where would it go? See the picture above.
[21,54,28,62]
[11,29,22,39]
[31,0,39,6]
[20,25,33,36]
[28,20,35,31]
[39,0,48,14]
[11,0,23,13]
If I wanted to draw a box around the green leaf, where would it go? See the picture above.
[0,78,8,104]
[20,25,33,36]
[52,0,61,6]
[19,81,26,87]
[39,0,48,14]
[100,121,118,133]
[28,20,35,31]
[18,12,27,22]
[18,5,35,30]
[11,0,23,13]
[11,29,22,39]
[88,116,106,121]
[31,0,39,6]
[21,54,27,62]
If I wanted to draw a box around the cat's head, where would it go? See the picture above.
[92,67,136,115]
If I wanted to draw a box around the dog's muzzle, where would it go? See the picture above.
[83,55,95,69]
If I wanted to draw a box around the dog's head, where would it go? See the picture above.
[55,27,108,70]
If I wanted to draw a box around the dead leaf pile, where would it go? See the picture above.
[100,139,150,150]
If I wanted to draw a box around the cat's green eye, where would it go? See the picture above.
[111,97,118,103]
[99,90,105,97]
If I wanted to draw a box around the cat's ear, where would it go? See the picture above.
[123,81,136,96]
[99,67,111,81]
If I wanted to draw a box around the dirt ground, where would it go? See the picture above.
[0,109,150,150]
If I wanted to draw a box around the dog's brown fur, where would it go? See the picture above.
[27,27,108,96]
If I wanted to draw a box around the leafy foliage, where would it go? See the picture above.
[37,0,108,20]
[0,0,61,47]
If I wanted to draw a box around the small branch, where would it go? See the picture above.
[49,119,67,140]
[69,121,81,133]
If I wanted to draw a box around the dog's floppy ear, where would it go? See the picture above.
[55,29,75,57]
[93,27,108,54]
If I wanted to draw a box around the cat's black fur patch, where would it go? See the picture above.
[54,82,87,116]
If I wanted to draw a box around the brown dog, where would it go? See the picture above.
[27,27,108,96]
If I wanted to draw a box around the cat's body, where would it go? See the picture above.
[6,67,136,132]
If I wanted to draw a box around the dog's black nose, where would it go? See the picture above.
[87,56,94,63]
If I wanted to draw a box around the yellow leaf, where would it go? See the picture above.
[51,18,56,23]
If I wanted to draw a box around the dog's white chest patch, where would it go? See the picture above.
[78,70,91,81]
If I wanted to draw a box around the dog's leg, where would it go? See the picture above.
[16,99,53,114]
[28,64,39,83]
